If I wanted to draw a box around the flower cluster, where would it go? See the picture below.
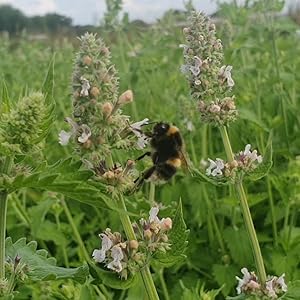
[0,255,29,297]
[59,33,145,167]
[236,268,287,299]
[180,12,237,126]
[92,207,173,278]
[136,207,172,254]
[94,159,136,196]
[206,144,263,181]
[0,92,49,154]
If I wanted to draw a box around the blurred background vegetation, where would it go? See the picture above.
[0,0,300,299]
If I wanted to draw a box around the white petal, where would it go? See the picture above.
[244,144,251,155]
[107,260,122,273]
[206,158,216,176]
[190,66,200,76]
[65,117,78,133]
[111,246,124,261]
[78,124,91,143]
[92,249,106,263]
[80,76,91,97]
[194,56,202,68]
[100,234,113,251]
[131,118,149,131]
[180,64,190,74]
[137,135,149,149]
[149,207,160,223]
[58,130,72,146]
[277,274,287,292]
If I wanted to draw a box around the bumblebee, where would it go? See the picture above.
[133,122,188,191]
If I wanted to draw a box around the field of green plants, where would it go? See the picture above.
[0,1,300,299]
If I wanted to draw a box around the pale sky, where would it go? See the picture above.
[0,0,298,25]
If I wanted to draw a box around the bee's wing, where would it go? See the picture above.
[179,148,192,173]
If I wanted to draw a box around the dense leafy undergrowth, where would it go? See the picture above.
[0,1,300,299]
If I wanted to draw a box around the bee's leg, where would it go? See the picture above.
[135,151,151,161]
[131,166,156,193]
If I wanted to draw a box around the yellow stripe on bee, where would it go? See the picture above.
[166,158,182,168]
[166,126,179,136]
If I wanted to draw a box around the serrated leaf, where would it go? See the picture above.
[154,199,189,267]
[191,167,231,186]
[223,227,253,267]
[213,264,239,297]
[3,158,111,209]
[280,280,300,300]
[42,54,55,105]
[89,262,137,290]
[5,237,89,283]
[1,80,11,113]
[248,141,272,181]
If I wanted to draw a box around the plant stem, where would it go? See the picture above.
[219,126,267,284]
[61,198,90,262]
[0,157,13,280]
[158,268,170,300]
[149,183,155,205]
[117,195,159,300]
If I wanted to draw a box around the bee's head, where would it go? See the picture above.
[153,122,170,136]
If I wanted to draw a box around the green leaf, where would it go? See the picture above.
[89,262,138,290]
[3,158,112,210]
[5,237,88,283]
[280,280,300,300]
[239,108,269,132]
[191,167,231,186]
[1,80,11,113]
[248,140,272,181]
[154,199,189,267]
[42,54,55,105]
[223,227,253,267]
[213,264,239,297]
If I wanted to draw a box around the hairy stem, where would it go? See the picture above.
[0,157,13,280]
[219,126,267,283]
[117,195,159,300]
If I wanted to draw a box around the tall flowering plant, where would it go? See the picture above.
[181,12,286,299]
[58,33,188,299]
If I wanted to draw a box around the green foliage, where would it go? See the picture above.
[5,237,88,282]
[154,199,189,267]
[1,158,111,209]
[89,262,137,290]
[248,140,273,181]
[0,0,300,298]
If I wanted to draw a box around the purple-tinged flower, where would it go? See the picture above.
[206,158,224,176]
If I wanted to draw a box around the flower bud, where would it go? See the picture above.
[83,55,92,66]
[82,139,93,149]
[229,160,238,168]
[102,102,113,117]
[144,229,152,240]
[210,104,221,113]
[118,90,133,105]
[129,240,139,250]
[90,86,100,98]
[161,218,172,231]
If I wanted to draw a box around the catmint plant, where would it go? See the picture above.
[59,33,188,300]
[181,11,285,298]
